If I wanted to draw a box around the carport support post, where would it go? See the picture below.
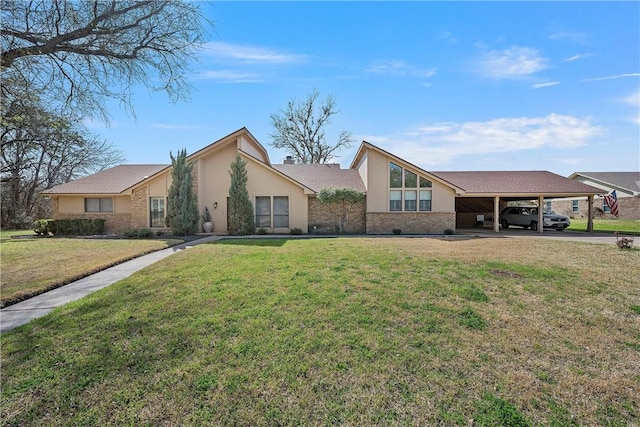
[538,195,544,233]
[494,196,500,232]
[587,195,594,232]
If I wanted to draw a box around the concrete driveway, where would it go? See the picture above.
[458,227,627,245]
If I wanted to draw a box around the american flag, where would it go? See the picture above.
[603,190,619,217]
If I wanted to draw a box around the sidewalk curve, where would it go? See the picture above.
[1,235,222,334]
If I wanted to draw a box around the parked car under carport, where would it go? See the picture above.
[499,206,570,231]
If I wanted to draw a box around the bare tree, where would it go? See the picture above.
[1,85,124,228]
[269,89,353,164]
[1,0,211,120]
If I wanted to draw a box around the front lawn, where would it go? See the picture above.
[1,237,638,425]
[567,217,640,234]
[0,233,183,307]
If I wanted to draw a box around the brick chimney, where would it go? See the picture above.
[283,156,295,165]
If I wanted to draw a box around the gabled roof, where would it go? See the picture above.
[240,151,315,195]
[431,171,604,197]
[273,163,367,193]
[350,141,465,193]
[569,172,640,195]
[188,127,270,164]
[41,165,168,195]
[127,127,269,191]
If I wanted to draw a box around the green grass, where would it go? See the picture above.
[0,231,183,306]
[1,237,638,426]
[567,218,640,234]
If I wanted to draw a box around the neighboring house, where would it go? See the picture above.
[42,127,604,235]
[548,172,640,220]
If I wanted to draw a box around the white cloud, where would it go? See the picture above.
[437,30,458,45]
[367,60,436,79]
[532,81,560,89]
[367,114,603,166]
[194,70,263,83]
[367,60,411,75]
[477,47,549,79]
[623,90,640,107]
[202,41,307,64]
[564,53,595,62]
[583,73,640,82]
[548,30,588,44]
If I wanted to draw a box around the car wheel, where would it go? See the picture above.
[500,219,509,229]
[530,221,538,231]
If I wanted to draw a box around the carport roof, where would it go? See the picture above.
[430,171,604,197]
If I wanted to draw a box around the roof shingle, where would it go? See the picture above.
[42,164,168,194]
[273,164,366,193]
[573,172,640,194]
[431,171,603,195]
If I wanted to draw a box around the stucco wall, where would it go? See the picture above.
[361,148,456,213]
[366,212,455,234]
[308,196,366,234]
[244,156,309,233]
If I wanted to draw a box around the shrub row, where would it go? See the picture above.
[33,218,105,236]
[124,228,154,239]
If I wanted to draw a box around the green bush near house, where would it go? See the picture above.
[124,228,154,239]
[45,218,105,236]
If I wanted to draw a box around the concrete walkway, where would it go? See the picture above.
[0,235,223,333]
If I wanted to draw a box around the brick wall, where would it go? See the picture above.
[551,197,640,220]
[130,187,148,229]
[308,196,366,234]
[366,212,455,234]
[51,211,132,234]
[50,196,132,233]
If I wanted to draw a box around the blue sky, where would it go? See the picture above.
[92,1,639,176]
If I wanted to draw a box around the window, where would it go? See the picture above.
[84,198,112,213]
[256,196,289,228]
[572,200,579,213]
[545,201,552,211]
[602,200,610,213]
[404,170,417,188]
[150,197,165,227]
[419,190,432,211]
[390,163,402,188]
[273,196,289,227]
[405,190,417,211]
[389,162,433,212]
[419,177,432,188]
[390,190,402,211]
[255,196,271,227]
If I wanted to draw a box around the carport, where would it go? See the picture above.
[431,171,604,233]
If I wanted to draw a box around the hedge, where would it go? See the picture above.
[34,218,106,236]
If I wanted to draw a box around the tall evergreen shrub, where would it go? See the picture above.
[228,155,255,235]
[165,149,199,235]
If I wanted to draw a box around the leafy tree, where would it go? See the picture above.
[165,149,198,235]
[228,155,255,236]
[1,0,210,120]
[0,84,123,228]
[317,187,365,233]
[269,89,353,164]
